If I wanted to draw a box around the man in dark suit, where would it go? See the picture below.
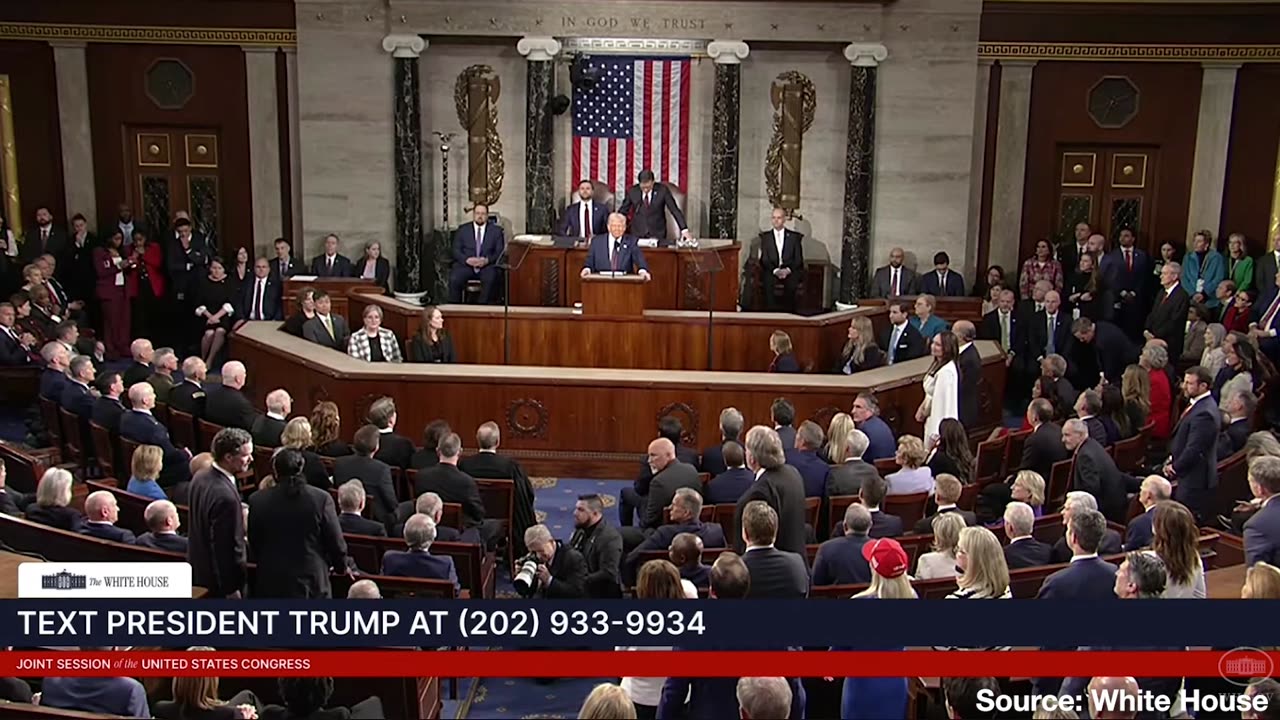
[448,204,505,303]
[367,396,414,471]
[582,212,650,279]
[81,491,136,544]
[871,247,919,298]
[558,179,609,240]
[705,442,754,505]
[102,203,147,251]
[1245,456,1280,567]
[1038,509,1118,599]
[91,372,126,434]
[458,420,537,557]
[302,291,351,351]
[414,432,497,544]
[1050,492,1123,563]
[920,251,965,297]
[1125,476,1170,551]
[827,428,880,497]
[1073,391,1109,446]
[60,354,97,419]
[757,207,804,312]
[310,233,353,277]
[861,474,904,538]
[22,206,66,261]
[616,169,688,241]
[953,320,982,428]
[635,437,702,536]
[1251,270,1280,362]
[236,257,283,322]
[525,523,587,598]
[122,339,154,389]
[623,487,726,584]
[38,342,70,403]
[250,388,291,449]
[1058,222,1093,284]
[1100,228,1152,339]
[0,303,35,366]
[167,219,209,311]
[187,427,251,598]
[1063,419,1128,522]
[1219,388,1256,460]
[336,479,387,536]
[740,500,808,598]
[1070,317,1139,389]
[1255,230,1280,298]
[785,420,830,498]
[204,361,261,432]
[811,503,873,586]
[333,424,399,529]
[911,474,976,534]
[770,398,797,450]
[979,289,1021,359]
[733,426,809,554]
[852,393,898,462]
[167,357,208,418]
[1145,261,1190,360]
[135,499,188,553]
[880,301,927,364]
[1164,366,1219,523]
[381,514,459,593]
[1002,501,1052,569]
[268,237,300,284]
[699,407,743,477]
[1028,291,1072,363]
[391,491,466,544]
[568,493,623,598]
[119,383,192,488]
[621,416,699,526]
[1020,400,1071,483]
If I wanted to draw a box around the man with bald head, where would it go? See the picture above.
[205,360,261,431]
[123,338,154,388]
[582,212,651,280]
[872,247,919,298]
[953,320,982,427]
[1029,289,1072,361]
[668,531,710,590]
[756,207,804,312]
[82,490,135,544]
[119,382,192,488]
[250,388,292,449]
[636,436,699,531]
[136,500,187,553]
[1087,677,1141,720]
[1125,475,1171,550]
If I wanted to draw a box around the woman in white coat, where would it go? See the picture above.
[916,330,960,445]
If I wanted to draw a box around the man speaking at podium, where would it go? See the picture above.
[581,213,651,281]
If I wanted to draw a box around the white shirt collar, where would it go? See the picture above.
[1009,535,1032,544]
[866,505,881,513]
[133,408,153,416]
[1070,553,1099,563]
[958,342,972,354]
[378,427,393,434]
[744,543,774,553]
[1188,391,1212,407]
[754,467,765,481]
[936,504,957,512]
[267,412,286,421]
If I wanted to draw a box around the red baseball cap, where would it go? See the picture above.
[862,538,909,579]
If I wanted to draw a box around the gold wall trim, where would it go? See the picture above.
[1270,136,1280,243]
[979,42,1280,62]
[0,23,295,47]
[0,75,21,238]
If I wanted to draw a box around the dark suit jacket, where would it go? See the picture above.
[559,200,608,238]
[868,509,904,539]
[732,466,808,554]
[1257,250,1280,298]
[269,255,300,283]
[118,410,190,486]
[1146,285,1191,360]
[168,380,207,418]
[704,467,753,505]
[569,519,623,597]
[1051,529,1122,564]
[1091,320,1139,384]
[1245,499,1280,567]
[167,237,210,299]
[811,533,872,586]
[122,361,152,390]
[25,504,86,532]
[83,521,135,544]
[1027,310,1073,360]
[251,415,287,449]
[0,487,23,516]
[912,506,977,535]
[542,541,588,599]
[186,466,247,597]
[39,368,67,400]
[785,449,831,498]
[351,256,391,292]
[332,455,398,527]
[617,182,686,239]
[757,229,804,276]
[698,443,731,477]
[137,531,188,554]
[1021,422,1070,481]
[1101,247,1153,304]
[310,253,353,277]
[635,446,699,497]
[920,270,966,297]
[742,546,809,598]
[1170,396,1220,495]
[879,321,927,364]
[204,385,260,431]
[248,483,347,598]
[1072,439,1129,523]
[1037,556,1118,599]
[957,343,982,427]
[451,221,505,271]
[22,225,67,261]
[624,520,726,583]
[339,512,387,537]
[584,232,649,274]
[373,430,415,470]
[0,327,31,366]
[1003,536,1053,570]
[1219,418,1251,460]
[979,309,1022,358]
[60,380,95,419]
[871,265,919,298]
[381,549,459,592]
[1124,507,1155,551]
[237,275,284,321]
[457,450,537,556]
[827,460,879,497]
[859,416,898,461]
[644,461,702,529]
[302,314,352,351]
[413,463,486,530]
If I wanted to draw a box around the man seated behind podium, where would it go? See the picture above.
[449,203,504,304]
[580,212,651,281]
[558,178,609,240]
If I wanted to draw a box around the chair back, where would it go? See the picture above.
[873,457,897,476]
[1111,426,1149,475]
[826,494,860,536]
[974,436,1006,486]
[39,397,62,450]
[1046,458,1074,513]
[1001,429,1032,479]
[253,446,276,483]
[440,502,465,529]
[712,503,736,530]
[118,436,142,474]
[956,482,980,511]
[0,442,61,494]
[1215,449,1249,520]
[883,492,929,530]
[804,496,821,530]
[88,421,118,478]
[57,408,84,466]
[197,419,225,449]
[168,408,198,452]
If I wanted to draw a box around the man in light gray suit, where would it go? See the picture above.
[871,247,920,298]
[827,429,879,497]
[301,291,351,351]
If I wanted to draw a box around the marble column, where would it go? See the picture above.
[284,47,302,249]
[838,43,887,303]
[707,41,749,241]
[383,34,429,298]
[517,37,561,235]
[243,46,283,252]
[967,59,995,273]
[1187,62,1241,239]
[50,41,96,218]
[989,60,1036,274]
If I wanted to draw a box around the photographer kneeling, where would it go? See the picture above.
[515,524,587,598]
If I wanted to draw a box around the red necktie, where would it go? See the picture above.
[644,193,651,208]
[581,204,590,239]
[1262,293,1280,329]
[1126,249,1133,272]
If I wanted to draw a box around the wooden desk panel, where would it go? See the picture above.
[509,241,739,311]
[283,277,383,318]
[232,323,1007,477]
[858,296,987,326]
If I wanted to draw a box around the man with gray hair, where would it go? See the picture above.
[60,355,97,425]
[1051,490,1122,563]
[786,420,830,498]
[123,338,154,387]
[119,382,192,488]
[1219,387,1256,459]
[1145,259,1189,358]
[733,426,807,554]
[624,487,726,584]
[205,360,260,431]
[827,429,878,497]
[851,392,896,461]
[1002,501,1051,569]
[38,341,70,401]
[1125,476,1171,550]
[82,490,135,544]
[168,356,208,418]
[736,677,794,720]
[393,491,466,543]
[414,431,497,545]
[1038,508,1117,599]
[1245,455,1280,567]
[250,388,292,449]
[336,479,386,536]
[136,500,187,553]
[524,522,586,598]
[380,514,459,592]
[458,420,536,557]
[367,396,414,470]
[1114,550,1167,599]
[147,347,178,403]
[953,319,982,427]
[699,407,744,476]
[1062,417,1128,523]
[811,503,873,585]
[347,579,382,599]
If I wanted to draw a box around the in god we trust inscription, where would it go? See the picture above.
[560,15,707,31]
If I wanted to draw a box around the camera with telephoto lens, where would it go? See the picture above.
[512,553,542,597]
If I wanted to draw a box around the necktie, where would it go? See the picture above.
[939,271,946,291]
[41,227,48,248]
[322,315,334,339]
[644,192,651,207]
[892,269,899,296]
[610,237,618,272]
[889,326,901,363]
[475,225,484,255]
[1000,312,1010,351]
[1261,292,1280,329]
[581,204,590,239]
[1047,315,1056,354]
[253,280,264,320]
[1126,249,1133,272]
[327,256,333,274]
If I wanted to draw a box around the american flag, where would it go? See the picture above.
[571,55,691,196]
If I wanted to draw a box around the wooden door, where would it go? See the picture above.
[129,127,223,253]
[1052,146,1159,255]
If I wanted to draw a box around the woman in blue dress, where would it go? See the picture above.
[838,538,914,720]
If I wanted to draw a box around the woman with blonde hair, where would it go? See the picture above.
[578,684,637,720]
[25,468,84,532]
[916,512,965,580]
[347,304,402,363]
[1201,322,1228,377]
[835,315,885,374]
[309,401,351,457]
[768,330,799,373]
[947,526,1011,599]
[886,435,934,496]
[280,417,332,490]
[1011,470,1046,516]
[617,560,684,719]
[1242,561,1280,599]
[126,445,167,501]
[155,647,258,719]
[1120,365,1151,435]
[822,413,856,464]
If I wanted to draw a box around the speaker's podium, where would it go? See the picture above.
[581,273,647,317]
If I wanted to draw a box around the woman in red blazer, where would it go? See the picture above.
[1221,290,1253,334]
[128,230,166,344]
[93,229,136,358]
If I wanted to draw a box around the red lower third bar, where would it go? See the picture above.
[2,651,1274,677]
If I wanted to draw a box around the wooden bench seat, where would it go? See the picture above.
[342,533,496,599]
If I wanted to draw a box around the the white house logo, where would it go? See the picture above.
[41,570,88,590]
[1218,647,1275,687]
